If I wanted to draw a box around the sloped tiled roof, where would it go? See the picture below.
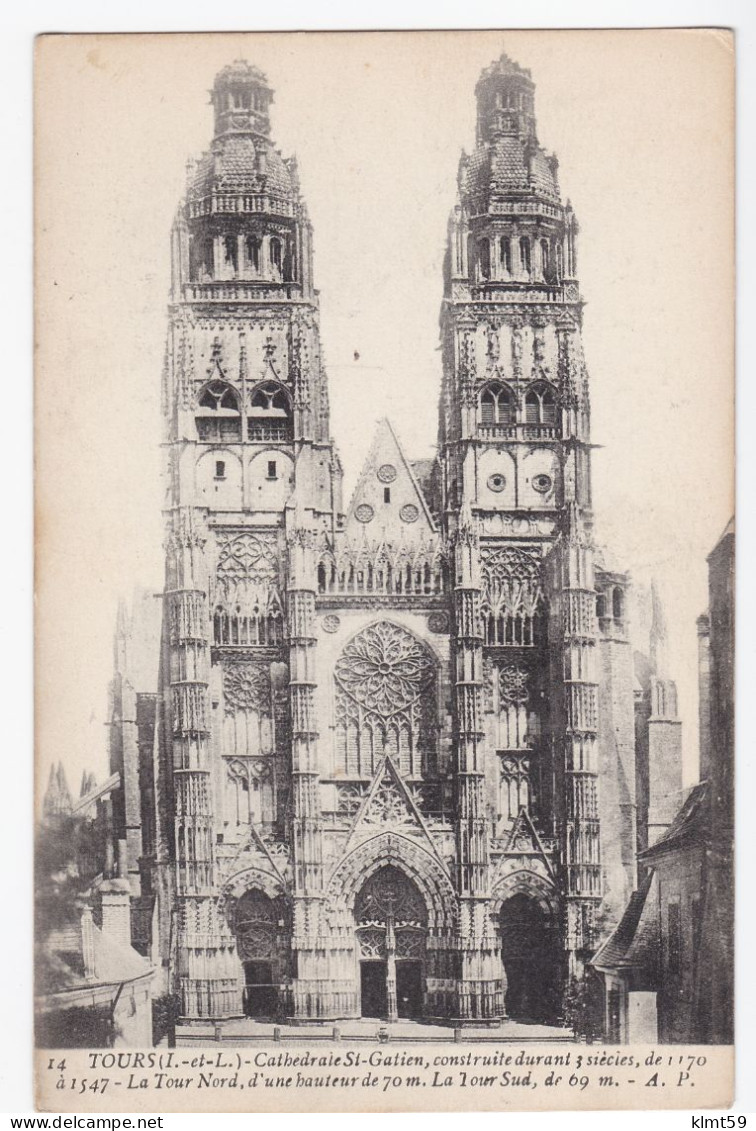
[639,781,709,861]
[42,912,152,996]
[592,871,659,975]
[463,137,559,205]
[188,137,294,201]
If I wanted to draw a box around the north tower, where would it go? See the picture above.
[158,60,343,1019]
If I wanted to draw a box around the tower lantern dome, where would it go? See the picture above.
[475,52,537,145]
[211,59,274,139]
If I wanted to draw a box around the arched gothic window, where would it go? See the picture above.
[196,380,242,442]
[248,381,292,443]
[519,236,531,274]
[269,237,282,275]
[478,238,491,280]
[245,234,261,273]
[500,755,531,820]
[524,382,557,426]
[500,237,512,274]
[480,382,515,427]
[223,234,238,273]
[612,587,624,620]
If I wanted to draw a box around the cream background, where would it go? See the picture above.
[35,29,734,801]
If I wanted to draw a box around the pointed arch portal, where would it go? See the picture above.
[499,893,561,1022]
[354,865,427,1020]
[232,887,289,1019]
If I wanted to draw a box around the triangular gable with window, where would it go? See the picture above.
[345,418,436,538]
[345,756,446,867]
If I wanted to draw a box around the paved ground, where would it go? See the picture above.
[176,1016,574,1044]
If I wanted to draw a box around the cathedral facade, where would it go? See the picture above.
[134,54,645,1026]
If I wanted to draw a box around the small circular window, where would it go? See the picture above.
[532,474,553,494]
[377,464,397,484]
[487,473,506,493]
[354,503,374,523]
[399,503,419,523]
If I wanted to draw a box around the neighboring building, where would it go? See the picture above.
[35,903,154,1048]
[633,583,684,859]
[100,54,695,1029]
[36,772,155,1048]
[694,518,735,1043]
[106,592,162,959]
[593,520,734,1044]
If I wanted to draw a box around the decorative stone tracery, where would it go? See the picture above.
[333,622,438,777]
[499,662,529,705]
[325,831,456,934]
[335,622,435,718]
[480,545,544,646]
[223,663,271,714]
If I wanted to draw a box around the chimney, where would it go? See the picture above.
[81,907,97,979]
[99,839,133,950]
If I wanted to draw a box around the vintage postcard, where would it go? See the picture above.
[34,29,734,1112]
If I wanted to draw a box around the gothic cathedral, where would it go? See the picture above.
[147,54,640,1026]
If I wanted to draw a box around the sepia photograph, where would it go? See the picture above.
[33,28,734,1112]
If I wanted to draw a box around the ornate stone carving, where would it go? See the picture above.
[233,889,280,961]
[335,622,435,719]
[480,546,543,616]
[510,321,524,379]
[364,778,414,826]
[427,612,448,635]
[223,663,271,714]
[486,324,500,366]
[357,927,385,958]
[483,656,496,712]
[316,536,444,598]
[355,865,427,928]
[336,783,367,816]
[532,321,546,367]
[499,663,530,705]
[325,832,456,933]
[216,531,278,584]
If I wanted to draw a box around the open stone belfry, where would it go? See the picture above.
[105,54,685,1031]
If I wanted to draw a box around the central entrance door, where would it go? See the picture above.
[355,865,428,1021]
[396,961,423,1018]
[360,962,388,1018]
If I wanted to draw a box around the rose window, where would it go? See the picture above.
[335,621,435,719]
[333,622,437,777]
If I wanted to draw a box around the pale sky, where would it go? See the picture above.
[35,29,733,799]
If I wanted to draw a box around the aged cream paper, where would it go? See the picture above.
[35,29,734,1113]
